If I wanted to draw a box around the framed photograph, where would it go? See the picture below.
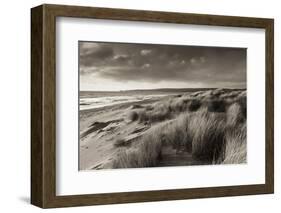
[31,4,274,208]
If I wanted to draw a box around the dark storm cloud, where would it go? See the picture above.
[79,41,246,88]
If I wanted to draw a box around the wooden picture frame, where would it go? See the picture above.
[31,4,274,208]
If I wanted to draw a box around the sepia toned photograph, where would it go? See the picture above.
[79,41,247,170]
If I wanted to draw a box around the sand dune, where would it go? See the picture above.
[79,88,246,170]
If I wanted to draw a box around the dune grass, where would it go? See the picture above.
[112,127,163,168]
[114,89,247,168]
[190,109,226,162]
[188,99,201,111]
[128,97,202,124]
[162,114,192,153]
[226,102,245,127]
[207,99,226,112]
[222,123,247,164]
[128,111,139,121]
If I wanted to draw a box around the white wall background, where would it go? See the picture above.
[0,0,279,212]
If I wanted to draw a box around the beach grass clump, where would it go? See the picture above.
[128,110,139,121]
[163,114,192,152]
[226,102,245,127]
[112,149,141,168]
[222,123,247,164]
[138,131,164,166]
[127,95,202,124]
[168,97,189,113]
[112,128,163,168]
[190,108,226,162]
[207,99,226,112]
[137,109,149,123]
[149,107,171,122]
[129,104,172,123]
[188,99,201,112]
[236,94,247,118]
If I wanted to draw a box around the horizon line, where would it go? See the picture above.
[80,87,246,92]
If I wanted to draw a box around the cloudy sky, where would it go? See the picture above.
[79,41,246,91]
